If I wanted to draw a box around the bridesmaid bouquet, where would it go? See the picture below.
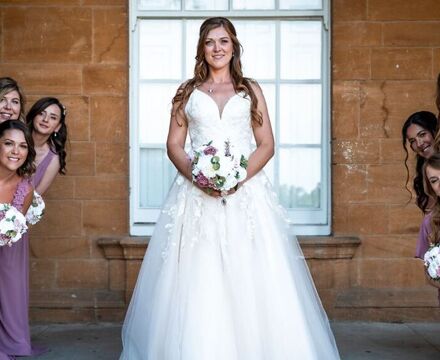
[0,204,28,247]
[25,191,45,225]
[424,243,440,281]
[191,140,248,198]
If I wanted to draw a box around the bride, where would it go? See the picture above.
[120,17,340,360]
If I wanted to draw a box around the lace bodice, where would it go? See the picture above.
[185,88,254,156]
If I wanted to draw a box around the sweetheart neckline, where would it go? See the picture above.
[194,88,241,120]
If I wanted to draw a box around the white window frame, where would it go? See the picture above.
[129,0,331,236]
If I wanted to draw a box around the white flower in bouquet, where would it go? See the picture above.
[25,191,45,225]
[424,243,440,281]
[191,140,248,194]
[0,203,28,247]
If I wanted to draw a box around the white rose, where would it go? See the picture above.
[428,265,438,278]
[197,155,216,178]
[223,175,238,191]
[236,166,247,181]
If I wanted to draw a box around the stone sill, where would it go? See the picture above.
[98,235,361,261]
[335,287,440,308]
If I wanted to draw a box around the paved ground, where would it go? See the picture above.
[30,321,440,360]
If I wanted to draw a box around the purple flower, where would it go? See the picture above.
[203,145,217,156]
[195,173,210,187]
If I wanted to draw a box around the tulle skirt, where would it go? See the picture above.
[120,172,340,360]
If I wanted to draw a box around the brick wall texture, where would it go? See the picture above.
[0,0,439,322]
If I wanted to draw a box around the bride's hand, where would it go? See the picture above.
[200,187,222,198]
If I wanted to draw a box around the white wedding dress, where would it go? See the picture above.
[120,88,340,360]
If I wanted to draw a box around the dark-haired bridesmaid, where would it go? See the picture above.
[0,120,36,360]
[26,97,67,194]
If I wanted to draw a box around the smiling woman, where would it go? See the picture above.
[0,120,41,360]
[26,97,68,195]
[402,111,438,213]
[0,77,26,123]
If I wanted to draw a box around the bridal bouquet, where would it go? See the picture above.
[424,243,440,281]
[0,203,28,247]
[25,191,45,225]
[191,140,248,198]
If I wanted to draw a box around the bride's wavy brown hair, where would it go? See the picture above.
[171,17,263,127]
[423,153,440,245]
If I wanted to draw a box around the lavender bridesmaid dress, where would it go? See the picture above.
[416,214,440,305]
[0,151,55,359]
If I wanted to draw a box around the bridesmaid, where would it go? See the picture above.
[417,153,440,304]
[26,97,67,194]
[0,120,36,359]
[402,111,438,213]
[0,77,25,123]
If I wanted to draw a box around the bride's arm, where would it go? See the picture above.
[245,81,275,182]
[166,102,191,181]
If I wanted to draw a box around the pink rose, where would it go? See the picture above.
[196,173,210,187]
[203,145,217,156]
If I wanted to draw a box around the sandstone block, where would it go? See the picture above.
[371,48,432,80]
[29,236,90,259]
[3,7,91,63]
[346,204,388,235]
[30,259,56,290]
[68,141,96,176]
[0,64,82,95]
[368,0,440,20]
[332,81,360,139]
[91,96,128,142]
[83,200,128,235]
[366,164,408,203]
[30,200,82,237]
[332,0,367,22]
[333,164,368,203]
[93,7,128,64]
[384,22,440,47]
[333,23,382,47]
[57,259,108,289]
[75,176,128,200]
[96,142,128,175]
[332,139,380,164]
[83,65,127,95]
[333,47,370,80]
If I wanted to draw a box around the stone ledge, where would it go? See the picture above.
[98,235,361,261]
[298,235,360,259]
[335,287,440,308]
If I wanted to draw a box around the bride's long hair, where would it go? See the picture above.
[171,17,263,127]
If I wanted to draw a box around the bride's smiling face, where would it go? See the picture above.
[203,26,234,71]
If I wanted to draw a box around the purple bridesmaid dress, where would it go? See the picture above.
[0,150,55,359]
[416,214,440,305]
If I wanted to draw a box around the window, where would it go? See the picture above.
[129,0,330,236]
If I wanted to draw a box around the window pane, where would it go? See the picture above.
[186,20,204,78]
[140,149,176,208]
[279,148,321,208]
[139,21,182,80]
[235,21,276,79]
[138,0,180,10]
[279,0,322,10]
[279,84,321,144]
[186,0,228,10]
[233,0,275,10]
[139,83,177,144]
[280,21,321,80]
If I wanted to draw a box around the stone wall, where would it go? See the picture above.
[0,0,439,322]
[0,0,129,321]
[331,0,440,320]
